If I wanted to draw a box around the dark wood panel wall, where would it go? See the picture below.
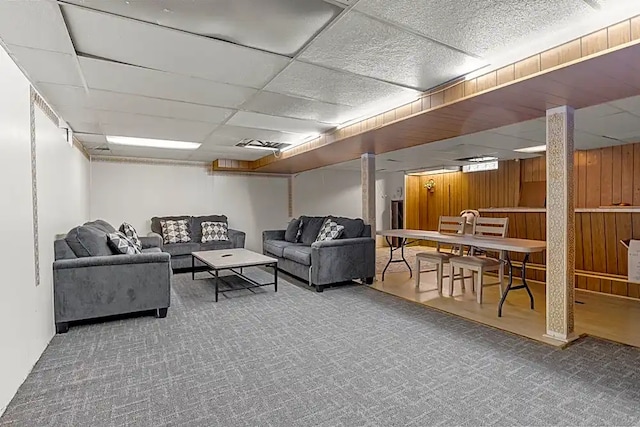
[405,142,640,299]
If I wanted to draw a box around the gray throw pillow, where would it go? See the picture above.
[284,218,301,243]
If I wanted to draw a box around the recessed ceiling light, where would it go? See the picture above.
[106,136,201,150]
[467,156,498,162]
[514,145,546,153]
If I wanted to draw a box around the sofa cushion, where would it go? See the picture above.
[141,247,162,253]
[282,245,312,266]
[201,221,229,242]
[200,240,234,251]
[329,216,365,239]
[84,219,116,234]
[299,216,327,245]
[119,222,141,250]
[65,225,113,258]
[163,242,201,257]
[160,219,191,244]
[192,215,227,243]
[264,240,301,258]
[107,232,142,255]
[284,218,301,243]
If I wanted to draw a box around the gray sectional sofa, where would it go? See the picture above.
[150,215,245,270]
[263,216,375,292]
[53,220,172,333]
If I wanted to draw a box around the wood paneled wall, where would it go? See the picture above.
[405,142,640,299]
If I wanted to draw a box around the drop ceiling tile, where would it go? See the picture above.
[7,45,83,86]
[575,103,624,121]
[298,11,479,90]
[79,56,257,108]
[0,0,74,53]
[75,133,107,146]
[62,5,289,88]
[54,106,100,128]
[107,147,194,161]
[575,111,640,138]
[265,61,421,108]
[459,132,542,151]
[98,111,218,141]
[610,95,640,116]
[227,111,334,134]
[70,122,103,134]
[36,83,90,109]
[355,0,593,57]
[241,91,359,124]
[62,0,342,56]
[88,90,234,123]
[491,118,546,139]
[205,125,305,146]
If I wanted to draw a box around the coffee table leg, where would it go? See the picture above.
[274,263,278,292]
[192,255,195,280]
[215,269,219,302]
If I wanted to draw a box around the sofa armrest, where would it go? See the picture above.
[54,252,171,270]
[141,233,163,249]
[228,229,246,248]
[310,237,376,285]
[263,229,286,241]
[311,237,374,249]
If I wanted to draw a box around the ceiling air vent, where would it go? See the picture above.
[235,139,290,151]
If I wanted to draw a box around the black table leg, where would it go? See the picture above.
[215,269,219,302]
[498,253,535,317]
[381,236,412,281]
[274,263,278,292]
[192,255,195,280]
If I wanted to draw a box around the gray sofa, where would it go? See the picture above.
[150,215,246,270]
[263,216,375,292]
[53,220,172,333]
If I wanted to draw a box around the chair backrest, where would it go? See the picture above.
[473,217,508,237]
[436,216,466,253]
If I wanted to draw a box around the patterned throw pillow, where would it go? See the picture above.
[315,218,345,242]
[119,222,141,251]
[160,219,191,244]
[201,221,228,242]
[295,219,304,242]
[107,232,141,255]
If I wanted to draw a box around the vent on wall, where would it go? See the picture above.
[235,139,291,151]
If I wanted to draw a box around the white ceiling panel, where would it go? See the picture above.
[62,0,343,56]
[265,61,421,108]
[205,125,306,146]
[88,90,234,124]
[75,133,107,146]
[355,0,593,57]
[298,11,480,90]
[575,131,625,150]
[36,83,90,109]
[241,91,358,124]
[0,0,74,54]
[62,5,289,88]
[107,146,194,160]
[610,95,640,116]
[69,122,103,134]
[491,118,546,139]
[187,147,264,162]
[227,111,334,134]
[78,57,257,108]
[98,111,218,141]
[7,45,83,86]
[53,106,100,128]
[576,112,640,139]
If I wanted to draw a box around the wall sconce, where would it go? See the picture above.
[424,179,435,192]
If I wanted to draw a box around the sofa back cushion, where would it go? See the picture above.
[298,216,327,245]
[193,215,227,243]
[54,239,77,260]
[329,216,365,239]
[65,225,113,257]
[84,219,116,234]
[284,218,301,243]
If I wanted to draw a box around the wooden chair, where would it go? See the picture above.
[448,217,509,304]
[415,216,466,293]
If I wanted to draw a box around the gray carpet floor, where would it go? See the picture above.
[2,270,640,427]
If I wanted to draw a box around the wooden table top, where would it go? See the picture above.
[377,229,546,254]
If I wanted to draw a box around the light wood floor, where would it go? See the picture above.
[373,261,640,348]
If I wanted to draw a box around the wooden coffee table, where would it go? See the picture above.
[191,248,278,302]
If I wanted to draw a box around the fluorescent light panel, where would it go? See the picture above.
[514,144,546,153]
[462,160,498,173]
[468,156,498,162]
[407,166,460,176]
[106,136,201,150]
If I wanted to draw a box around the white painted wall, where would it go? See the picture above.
[292,168,405,232]
[89,162,289,251]
[0,47,90,414]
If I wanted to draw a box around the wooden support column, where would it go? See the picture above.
[545,105,577,343]
[361,153,376,238]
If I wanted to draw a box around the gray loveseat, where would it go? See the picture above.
[263,216,375,292]
[150,215,246,270]
[53,220,172,333]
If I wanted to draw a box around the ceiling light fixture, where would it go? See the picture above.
[407,166,460,176]
[106,136,201,150]
[467,156,498,162]
[462,161,499,173]
[514,144,546,153]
